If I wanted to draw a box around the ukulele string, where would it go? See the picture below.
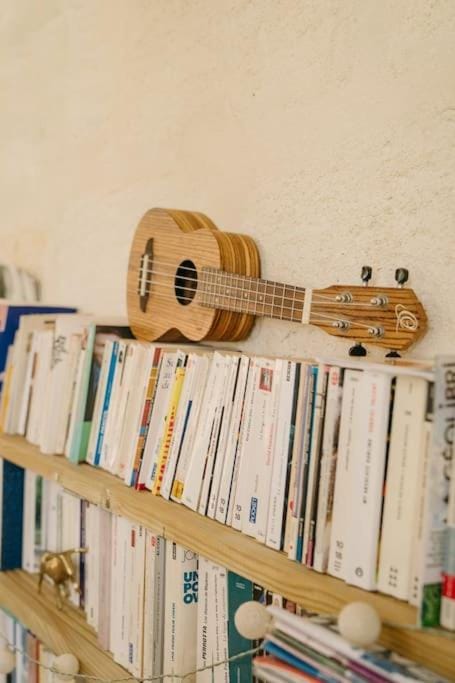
[143,287,385,332]
[137,267,392,309]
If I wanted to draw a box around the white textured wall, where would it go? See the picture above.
[1,1,454,360]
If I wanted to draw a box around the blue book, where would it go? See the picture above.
[0,303,76,390]
[0,460,25,570]
[93,341,119,466]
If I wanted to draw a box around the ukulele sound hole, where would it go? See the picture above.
[175,259,197,306]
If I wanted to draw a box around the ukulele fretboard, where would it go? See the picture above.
[200,268,306,322]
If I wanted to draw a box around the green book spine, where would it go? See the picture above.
[227,571,253,683]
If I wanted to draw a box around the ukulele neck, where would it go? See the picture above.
[200,268,308,323]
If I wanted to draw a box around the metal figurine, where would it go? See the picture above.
[38,548,87,609]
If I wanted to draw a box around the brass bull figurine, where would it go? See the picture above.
[38,548,87,609]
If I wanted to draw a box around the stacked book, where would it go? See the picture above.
[0,312,454,629]
[254,606,450,683]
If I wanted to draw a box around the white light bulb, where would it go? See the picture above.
[53,653,80,682]
[338,602,382,648]
[0,647,16,675]
[234,601,272,640]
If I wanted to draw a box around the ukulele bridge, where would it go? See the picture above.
[137,239,153,312]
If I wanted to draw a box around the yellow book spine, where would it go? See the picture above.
[152,366,186,495]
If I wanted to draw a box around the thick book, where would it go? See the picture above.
[266,360,299,551]
[419,357,455,628]
[143,533,165,678]
[227,571,253,683]
[327,369,362,580]
[163,542,198,681]
[345,371,392,590]
[0,459,25,570]
[377,375,428,599]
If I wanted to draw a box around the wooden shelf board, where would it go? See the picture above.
[0,434,454,679]
[0,570,127,678]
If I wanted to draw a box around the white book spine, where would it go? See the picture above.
[213,564,229,683]
[198,356,234,516]
[345,372,392,590]
[216,356,250,524]
[207,357,240,519]
[377,375,428,599]
[196,557,212,683]
[248,360,281,542]
[313,366,343,573]
[409,384,433,606]
[266,361,296,550]
[328,370,362,580]
[163,543,198,681]
[129,525,146,677]
[182,354,224,511]
[230,360,262,531]
[171,356,211,504]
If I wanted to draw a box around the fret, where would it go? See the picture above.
[290,285,296,322]
[280,283,286,320]
[200,268,305,323]
[253,278,259,316]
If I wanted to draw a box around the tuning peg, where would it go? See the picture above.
[349,342,367,357]
[361,266,373,286]
[395,268,409,287]
[385,350,401,359]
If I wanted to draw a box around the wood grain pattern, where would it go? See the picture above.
[0,434,453,678]
[127,208,260,343]
[127,208,427,351]
[0,570,127,678]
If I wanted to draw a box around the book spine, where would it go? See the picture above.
[216,357,250,525]
[86,341,112,465]
[163,542,198,681]
[327,370,362,580]
[266,361,297,550]
[345,372,392,590]
[440,359,455,631]
[93,342,119,467]
[1,460,24,570]
[313,366,343,573]
[152,366,186,496]
[409,384,434,606]
[377,375,428,599]
[420,357,455,627]
[227,572,253,683]
[131,348,162,488]
[303,365,329,566]
[207,358,240,520]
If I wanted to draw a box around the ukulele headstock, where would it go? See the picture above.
[310,283,427,352]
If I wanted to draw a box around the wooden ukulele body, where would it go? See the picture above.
[127,208,260,342]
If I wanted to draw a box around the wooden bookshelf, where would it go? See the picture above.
[0,433,454,679]
[0,570,127,678]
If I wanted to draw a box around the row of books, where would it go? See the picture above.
[0,311,453,629]
[18,466,281,682]
[0,610,53,683]
[4,465,449,683]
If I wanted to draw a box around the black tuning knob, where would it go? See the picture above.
[361,266,373,285]
[385,350,401,359]
[349,342,367,357]
[395,268,409,286]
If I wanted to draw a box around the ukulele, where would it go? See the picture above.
[127,208,427,352]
